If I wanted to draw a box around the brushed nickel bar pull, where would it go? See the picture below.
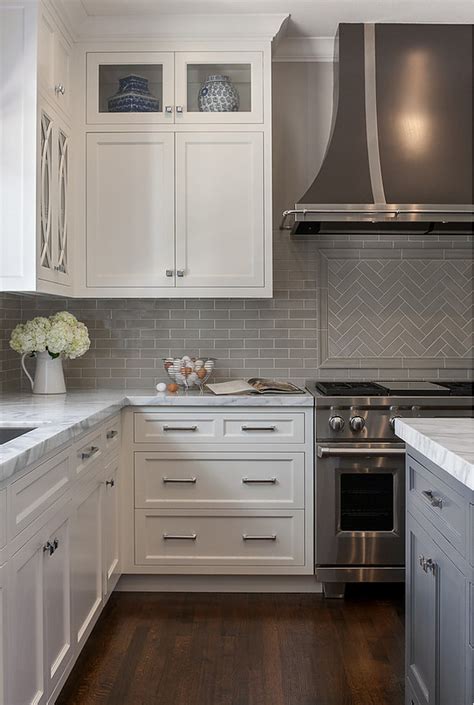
[80,446,100,460]
[163,533,197,540]
[241,425,276,432]
[242,534,277,541]
[421,490,443,508]
[242,477,277,484]
[317,446,405,458]
[162,477,197,484]
[162,425,197,432]
[106,430,118,439]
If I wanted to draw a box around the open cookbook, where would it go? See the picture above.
[206,378,304,395]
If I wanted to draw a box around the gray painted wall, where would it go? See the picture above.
[0,63,472,392]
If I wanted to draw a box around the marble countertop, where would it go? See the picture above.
[395,418,474,491]
[0,389,313,484]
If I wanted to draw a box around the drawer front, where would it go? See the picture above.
[407,456,467,557]
[134,452,305,509]
[134,413,218,443]
[8,450,70,538]
[0,490,5,548]
[75,429,103,479]
[135,511,305,566]
[222,414,305,444]
[104,416,121,455]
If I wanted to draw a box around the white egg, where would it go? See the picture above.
[175,372,185,384]
[188,372,198,384]
[156,382,167,392]
[194,359,204,370]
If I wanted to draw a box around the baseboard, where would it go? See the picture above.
[115,574,323,593]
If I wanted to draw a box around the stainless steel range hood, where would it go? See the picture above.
[281,23,473,235]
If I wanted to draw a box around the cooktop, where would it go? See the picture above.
[309,381,473,397]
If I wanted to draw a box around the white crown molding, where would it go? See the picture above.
[273,36,335,62]
[51,5,289,42]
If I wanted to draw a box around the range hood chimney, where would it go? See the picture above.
[282,23,473,235]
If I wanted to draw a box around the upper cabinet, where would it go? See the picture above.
[0,1,73,295]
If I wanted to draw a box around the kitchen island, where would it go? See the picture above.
[395,418,474,705]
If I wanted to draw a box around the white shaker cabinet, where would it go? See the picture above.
[0,1,73,294]
[102,459,120,598]
[0,564,6,705]
[86,132,175,289]
[175,132,264,289]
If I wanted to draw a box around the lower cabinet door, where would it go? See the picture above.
[43,513,72,699]
[71,477,103,648]
[0,564,7,705]
[8,538,46,705]
[102,459,120,596]
[406,514,437,705]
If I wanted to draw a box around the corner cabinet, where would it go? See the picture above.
[77,46,273,298]
[0,1,73,295]
[405,451,473,705]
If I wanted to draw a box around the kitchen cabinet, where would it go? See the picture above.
[70,473,103,650]
[406,451,473,705]
[0,1,73,294]
[86,132,175,288]
[102,458,120,597]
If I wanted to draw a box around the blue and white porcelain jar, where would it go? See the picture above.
[198,75,240,113]
[108,74,160,113]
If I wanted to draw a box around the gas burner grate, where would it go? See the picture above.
[436,382,474,396]
[313,382,389,397]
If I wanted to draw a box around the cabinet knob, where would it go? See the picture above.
[165,269,174,277]
[106,479,115,487]
[176,270,185,277]
[55,83,65,95]
[165,105,173,114]
[43,541,55,556]
[176,105,184,114]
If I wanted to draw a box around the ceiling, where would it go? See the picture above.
[75,0,474,36]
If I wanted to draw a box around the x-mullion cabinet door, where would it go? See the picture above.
[86,132,175,288]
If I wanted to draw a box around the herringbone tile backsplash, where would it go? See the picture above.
[1,232,472,392]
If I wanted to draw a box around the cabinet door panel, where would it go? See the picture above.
[0,564,6,705]
[175,132,264,289]
[44,515,71,697]
[406,514,436,705]
[103,461,120,596]
[8,541,45,705]
[71,480,102,648]
[86,133,175,288]
[53,32,71,116]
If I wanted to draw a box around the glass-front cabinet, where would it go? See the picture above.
[86,52,175,124]
[86,51,263,124]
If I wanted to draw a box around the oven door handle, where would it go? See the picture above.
[317,446,405,458]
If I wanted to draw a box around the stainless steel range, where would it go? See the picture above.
[306,380,474,598]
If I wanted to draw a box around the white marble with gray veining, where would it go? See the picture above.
[0,389,313,484]
[395,418,474,491]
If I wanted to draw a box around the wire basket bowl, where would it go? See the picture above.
[163,356,216,392]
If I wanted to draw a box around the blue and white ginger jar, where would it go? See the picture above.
[108,74,160,113]
[198,74,240,112]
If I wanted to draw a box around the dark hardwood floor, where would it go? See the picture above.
[56,585,405,705]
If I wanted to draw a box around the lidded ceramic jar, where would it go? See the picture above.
[198,75,240,112]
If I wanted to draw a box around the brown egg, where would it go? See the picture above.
[167,383,178,393]
[197,368,207,379]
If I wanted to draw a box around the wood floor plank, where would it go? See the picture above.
[56,587,405,705]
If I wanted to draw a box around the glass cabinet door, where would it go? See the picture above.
[38,110,54,280]
[86,52,174,124]
[175,52,263,123]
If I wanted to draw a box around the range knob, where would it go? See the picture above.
[349,415,365,432]
[389,415,401,432]
[329,415,345,432]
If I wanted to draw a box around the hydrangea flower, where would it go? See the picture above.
[9,311,90,359]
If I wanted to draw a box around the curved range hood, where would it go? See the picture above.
[282,23,473,235]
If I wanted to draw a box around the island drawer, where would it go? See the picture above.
[8,449,70,538]
[407,455,468,558]
[134,452,305,510]
[134,510,305,566]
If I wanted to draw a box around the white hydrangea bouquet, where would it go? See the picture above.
[10,312,90,394]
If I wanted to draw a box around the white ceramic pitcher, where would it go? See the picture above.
[21,351,66,394]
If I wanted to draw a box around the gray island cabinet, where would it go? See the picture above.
[398,425,474,705]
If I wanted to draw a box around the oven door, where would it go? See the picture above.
[316,443,406,567]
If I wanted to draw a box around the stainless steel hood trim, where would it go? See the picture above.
[364,24,387,206]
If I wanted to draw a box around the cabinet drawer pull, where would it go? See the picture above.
[242,477,277,485]
[163,533,197,540]
[106,430,118,440]
[162,425,197,432]
[80,446,100,460]
[242,534,277,541]
[162,477,197,484]
[43,541,55,556]
[421,490,443,508]
[105,479,115,487]
[419,555,436,574]
[241,425,276,432]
